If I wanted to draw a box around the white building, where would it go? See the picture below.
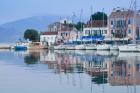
[82,20,110,38]
[83,27,109,37]
[40,32,58,46]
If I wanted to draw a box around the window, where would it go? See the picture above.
[102,30,104,34]
[94,30,97,36]
[47,37,49,40]
[61,33,63,36]
[99,30,102,35]
[43,37,46,41]
[111,30,113,34]
[65,33,67,36]
[88,30,90,35]
[85,30,88,35]
[128,18,131,24]
[128,29,131,34]
[104,30,107,34]
[111,21,113,25]
[128,64,131,69]
[136,64,140,71]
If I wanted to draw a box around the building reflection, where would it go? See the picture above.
[108,57,140,86]
[23,50,140,86]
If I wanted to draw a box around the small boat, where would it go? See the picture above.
[14,42,28,51]
[85,44,97,50]
[75,45,86,50]
[118,44,140,52]
[96,44,110,50]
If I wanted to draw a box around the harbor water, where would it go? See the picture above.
[0,49,140,93]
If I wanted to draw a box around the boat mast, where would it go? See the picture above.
[134,1,137,93]
[133,0,137,44]
[90,0,93,44]
[79,10,84,45]
[102,8,104,43]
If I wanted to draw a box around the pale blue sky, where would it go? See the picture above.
[0,0,138,24]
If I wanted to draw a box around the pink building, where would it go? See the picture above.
[108,8,140,41]
[56,24,77,44]
[40,19,78,45]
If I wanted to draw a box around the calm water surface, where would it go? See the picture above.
[0,49,140,93]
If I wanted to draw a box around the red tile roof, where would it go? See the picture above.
[41,32,58,35]
[109,10,134,18]
[86,20,107,27]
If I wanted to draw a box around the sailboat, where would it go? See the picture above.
[86,44,97,50]
[85,3,97,50]
[96,8,110,50]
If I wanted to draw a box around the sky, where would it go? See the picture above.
[0,0,138,25]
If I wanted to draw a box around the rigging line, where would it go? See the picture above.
[127,0,135,17]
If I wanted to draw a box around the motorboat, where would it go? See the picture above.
[14,42,28,51]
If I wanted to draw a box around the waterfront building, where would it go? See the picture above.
[48,22,61,32]
[82,20,110,43]
[56,23,77,44]
[108,7,140,41]
[83,20,109,37]
[40,18,78,45]
[40,31,58,46]
[56,26,76,44]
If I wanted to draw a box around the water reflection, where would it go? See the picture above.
[24,50,40,64]
[23,50,140,86]
[1,50,140,93]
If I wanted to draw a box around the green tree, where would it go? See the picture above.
[90,12,107,21]
[75,22,85,31]
[24,29,39,42]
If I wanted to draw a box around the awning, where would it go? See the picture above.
[81,36,104,41]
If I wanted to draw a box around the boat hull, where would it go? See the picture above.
[110,45,119,50]
[66,45,75,50]
[85,45,96,50]
[118,45,140,52]
[75,45,86,50]
[14,46,27,51]
[97,44,110,50]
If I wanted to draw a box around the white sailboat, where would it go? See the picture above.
[118,44,140,52]
[85,44,97,50]
[66,45,75,50]
[54,45,66,50]
[110,45,119,50]
[75,44,86,50]
[96,44,110,50]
